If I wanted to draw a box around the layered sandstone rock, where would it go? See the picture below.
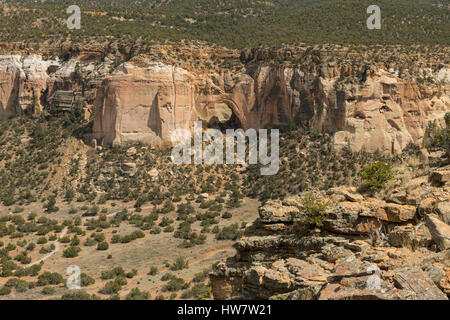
[93,58,449,153]
[93,62,196,147]
[0,48,448,154]
[210,169,450,300]
[0,54,78,119]
[0,55,22,119]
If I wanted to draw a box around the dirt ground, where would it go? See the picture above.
[0,197,260,300]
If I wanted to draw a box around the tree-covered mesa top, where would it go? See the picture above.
[0,0,449,48]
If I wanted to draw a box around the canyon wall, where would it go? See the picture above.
[0,50,448,154]
[93,60,450,153]
[93,62,197,148]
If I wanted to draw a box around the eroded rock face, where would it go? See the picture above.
[93,62,196,148]
[93,59,449,152]
[0,54,78,119]
[210,175,450,300]
[0,55,22,119]
[0,49,448,154]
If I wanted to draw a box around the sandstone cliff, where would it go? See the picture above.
[93,62,197,148]
[0,45,448,154]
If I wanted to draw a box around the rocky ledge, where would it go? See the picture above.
[210,166,450,300]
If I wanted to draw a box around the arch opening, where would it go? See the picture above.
[202,102,243,132]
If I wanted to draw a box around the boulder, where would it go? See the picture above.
[393,267,448,300]
[126,147,137,156]
[327,187,364,202]
[429,168,450,187]
[258,197,304,223]
[425,215,450,250]
[121,162,136,172]
[387,225,432,249]
[435,201,450,224]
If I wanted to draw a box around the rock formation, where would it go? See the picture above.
[93,62,196,148]
[92,55,449,153]
[0,46,448,154]
[210,166,450,300]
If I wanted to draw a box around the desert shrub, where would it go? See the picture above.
[170,257,189,271]
[68,207,78,214]
[162,278,189,292]
[101,267,125,280]
[14,252,31,264]
[150,227,161,234]
[80,273,95,287]
[215,223,243,240]
[97,242,109,251]
[41,286,56,295]
[126,269,138,278]
[0,286,11,296]
[63,246,81,258]
[61,291,98,300]
[5,278,29,293]
[84,238,97,246]
[37,237,47,244]
[212,226,220,233]
[13,264,41,277]
[161,273,177,281]
[164,225,174,233]
[37,272,64,286]
[181,283,212,300]
[423,113,450,152]
[39,244,55,254]
[360,162,394,191]
[126,288,150,300]
[222,211,232,219]
[59,236,70,243]
[301,192,329,227]
[192,269,210,283]
[112,230,145,244]
[70,236,80,246]
[148,266,158,276]
[101,277,126,295]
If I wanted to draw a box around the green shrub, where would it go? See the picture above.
[61,291,98,300]
[63,246,81,258]
[170,257,189,271]
[360,162,394,191]
[162,278,189,292]
[222,211,232,219]
[0,286,11,296]
[423,113,450,152]
[101,267,125,280]
[301,192,328,227]
[37,272,64,286]
[126,288,150,300]
[41,286,56,295]
[148,266,158,276]
[181,283,211,300]
[216,224,243,240]
[80,273,95,287]
[101,278,124,294]
[97,242,109,251]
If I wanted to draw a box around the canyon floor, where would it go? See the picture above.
[0,197,259,300]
